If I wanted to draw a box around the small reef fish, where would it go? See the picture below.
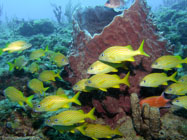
[56,88,65,95]
[28,62,39,73]
[139,94,170,108]
[99,40,150,63]
[172,96,187,109]
[28,79,49,95]
[51,52,69,67]
[151,55,187,70]
[140,72,177,87]
[0,40,32,54]
[4,86,34,108]
[46,108,96,126]
[34,92,81,112]
[164,83,187,95]
[85,72,130,92]
[105,0,125,8]
[29,46,48,60]
[39,70,62,82]
[82,124,123,140]
[7,56,27,71]
[73,79,96,92]
[178,75,187,83]
[87,60,127,74]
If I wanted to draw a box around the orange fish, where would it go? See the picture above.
[139,94,170,108]
[105,0,125,8]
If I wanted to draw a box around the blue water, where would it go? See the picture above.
[0,0,163,21]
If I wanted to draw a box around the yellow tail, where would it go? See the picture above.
[25,95,34,108]
[86,107,96,120]
[137,40,150,57]
[55,71,62,80]
[121,72,130,87]
[169,72,177,82]
[71,92,81,105]
[7,62,14,71]
[182,57,187,64]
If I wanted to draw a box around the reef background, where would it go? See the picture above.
[0,0,186,140]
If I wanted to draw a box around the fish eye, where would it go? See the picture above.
[143,80,146,83]
[168,88,172,91]
[175,100,179,102]
[55,119,58,122]
[37,105,41,108]
[106,0,110,4]
[101,53,104,57]
[181,79,184,82]
[62,59,64,62]
[74,85,78,88]
[47,119,50,122]
[90,67,93,70]
[154,62,158,65]
[87,80,91,84]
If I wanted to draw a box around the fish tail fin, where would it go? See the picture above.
[169,72,177,82]
[87,107,96,120]
[114,125,123,136]
[121,72,130,87]
[26,95,34,108]
[182,57,187,64]
[0,48,3,55]
[45,45,49,52]
[76,124,87,135]
[7,62,14,71]
[44,87,49,92]
[71,91,81,105]
[55,71,62,80]
[137,40,150,57]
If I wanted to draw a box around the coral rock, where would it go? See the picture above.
[65,0,172,95]
[130,93,161,140]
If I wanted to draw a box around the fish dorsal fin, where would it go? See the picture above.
[78,110,84,113]
[125,45,133,50]
[175,55,182,60]
[58,94,68,98]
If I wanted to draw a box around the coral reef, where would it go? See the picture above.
[130,93,187,140]
[18,19,55,36]
[51,4,63,25]
[73,6,122,36]
[66,0,172,92]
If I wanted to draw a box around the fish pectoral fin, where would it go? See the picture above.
[92,137,98,140]
[176,64,182,68]
[79,120,85,123]
[162,82,168,86]
[112,85,120,88]
[62,104,70,108]
[112,69,118,72]
[106,136,112,138]
[99,88,107,92]
[18,101,24,106]
[70,130,75,133]
[126,57,135,61]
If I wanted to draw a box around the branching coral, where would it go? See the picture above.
[51,3,63,25]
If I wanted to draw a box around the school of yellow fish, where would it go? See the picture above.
[2,40,187,140]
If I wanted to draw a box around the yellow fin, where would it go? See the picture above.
[176,64,182,68]
[125,45,133,50]
[62,103,70,108]
[99,88,107,92]
[112,68,118,72]
[162,82,168,85]
[112,85,120,88]
[79,120,85,123]
[86,107,96,120]
[126,57,135,61]
[18,101,24,106]
[175,55,182,60]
